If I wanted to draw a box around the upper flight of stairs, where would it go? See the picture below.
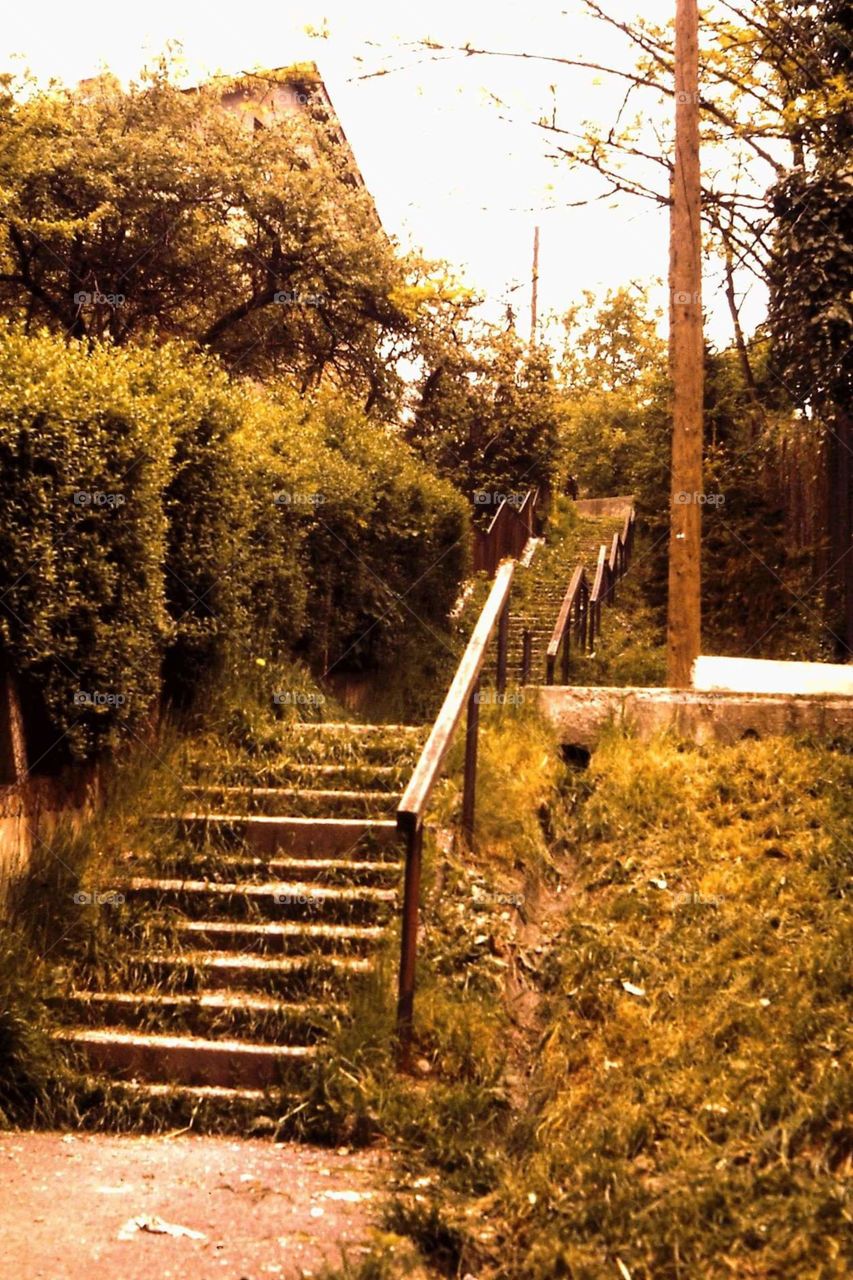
[483,509,629,685]
[50,722,427,1124]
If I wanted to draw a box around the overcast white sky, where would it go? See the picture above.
[2,0,768,347]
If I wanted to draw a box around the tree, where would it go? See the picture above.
[558,285,669,497]
[0,63,469,415]
[766,1,853,657]
[407,324,564,506]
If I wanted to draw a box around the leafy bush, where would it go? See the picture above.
[255,383,470,675]
[0,327,173,759]
[0,326,469,759]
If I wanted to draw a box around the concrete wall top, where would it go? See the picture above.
[573,496,635,518]
[693,655,853,697]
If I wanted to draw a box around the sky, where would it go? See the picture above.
[1,0,770,348]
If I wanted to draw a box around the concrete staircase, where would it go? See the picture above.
[50,722,427,1123]
[483,510,628,685]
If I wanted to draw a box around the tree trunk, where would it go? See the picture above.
[666,0,704,687]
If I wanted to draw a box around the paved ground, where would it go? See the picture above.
[0,1131,386,1279]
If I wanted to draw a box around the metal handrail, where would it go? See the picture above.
[472,486,544,576]
[395,559,515,1067]
[546,506,636,684]
[546,566,590,685]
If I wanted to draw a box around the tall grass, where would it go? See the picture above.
[339,725,853,1279]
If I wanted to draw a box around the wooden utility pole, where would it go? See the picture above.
[530,225,540,344]
[666,0,704,687]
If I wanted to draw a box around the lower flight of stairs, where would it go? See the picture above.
[49,722,427,1128]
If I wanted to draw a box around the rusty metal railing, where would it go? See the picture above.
[395,560,514,1068]
[546,506,636,684]
[472,486,546,577]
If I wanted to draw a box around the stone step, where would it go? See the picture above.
[285,722,425,734]
[117,876,396,924]
[173,919,385,955]
[183,785,399,818]
[50,989,339,1044]
[150,814,401,858]
[55,1027,314,1089]
[187,762,406,791]
[58,1076,279,1135]
[185,735,424,769]
[122,853,401,886]
[123,949,372,998]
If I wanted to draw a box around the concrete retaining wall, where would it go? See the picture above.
[0,676,95,912]
[536,685,853,747]
[573,495,635,519]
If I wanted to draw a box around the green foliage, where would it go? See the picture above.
[0,928,72,1128]
[271,384,470,675]
[559,285,669,499]
[408,327,563,507]
[769,164,853,415]
[367,731,853,1280]
[0,326,469,758]
[0,327,173,757]
[0,62,470,413]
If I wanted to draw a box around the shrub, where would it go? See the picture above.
[0,326,470,758]
[0,327,173,759]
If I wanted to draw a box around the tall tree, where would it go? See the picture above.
[0,64,469,415]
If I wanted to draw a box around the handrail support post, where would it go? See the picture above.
[496,597,510,695]
[462,677,480,846]
[396,820,424,1072]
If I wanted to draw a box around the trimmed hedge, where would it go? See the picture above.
[0,326,469,760]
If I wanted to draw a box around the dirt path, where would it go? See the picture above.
[0,1130,386,1279]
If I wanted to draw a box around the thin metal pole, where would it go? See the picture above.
[462,678,480,845]
[521,628,532,684]
[396,821,423,1072]
[497,599,509,696]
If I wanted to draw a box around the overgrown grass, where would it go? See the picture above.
[338,724,852,1279]
[581,534,667,686]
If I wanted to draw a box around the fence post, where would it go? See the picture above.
[521,628,532,685]
[462,677,480,846]
[396,820,423,1071]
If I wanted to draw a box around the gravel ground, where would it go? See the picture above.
[0,1130,386,1279]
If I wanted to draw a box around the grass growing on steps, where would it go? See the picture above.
[0,652,376,1134]
[329,721,852,1279]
